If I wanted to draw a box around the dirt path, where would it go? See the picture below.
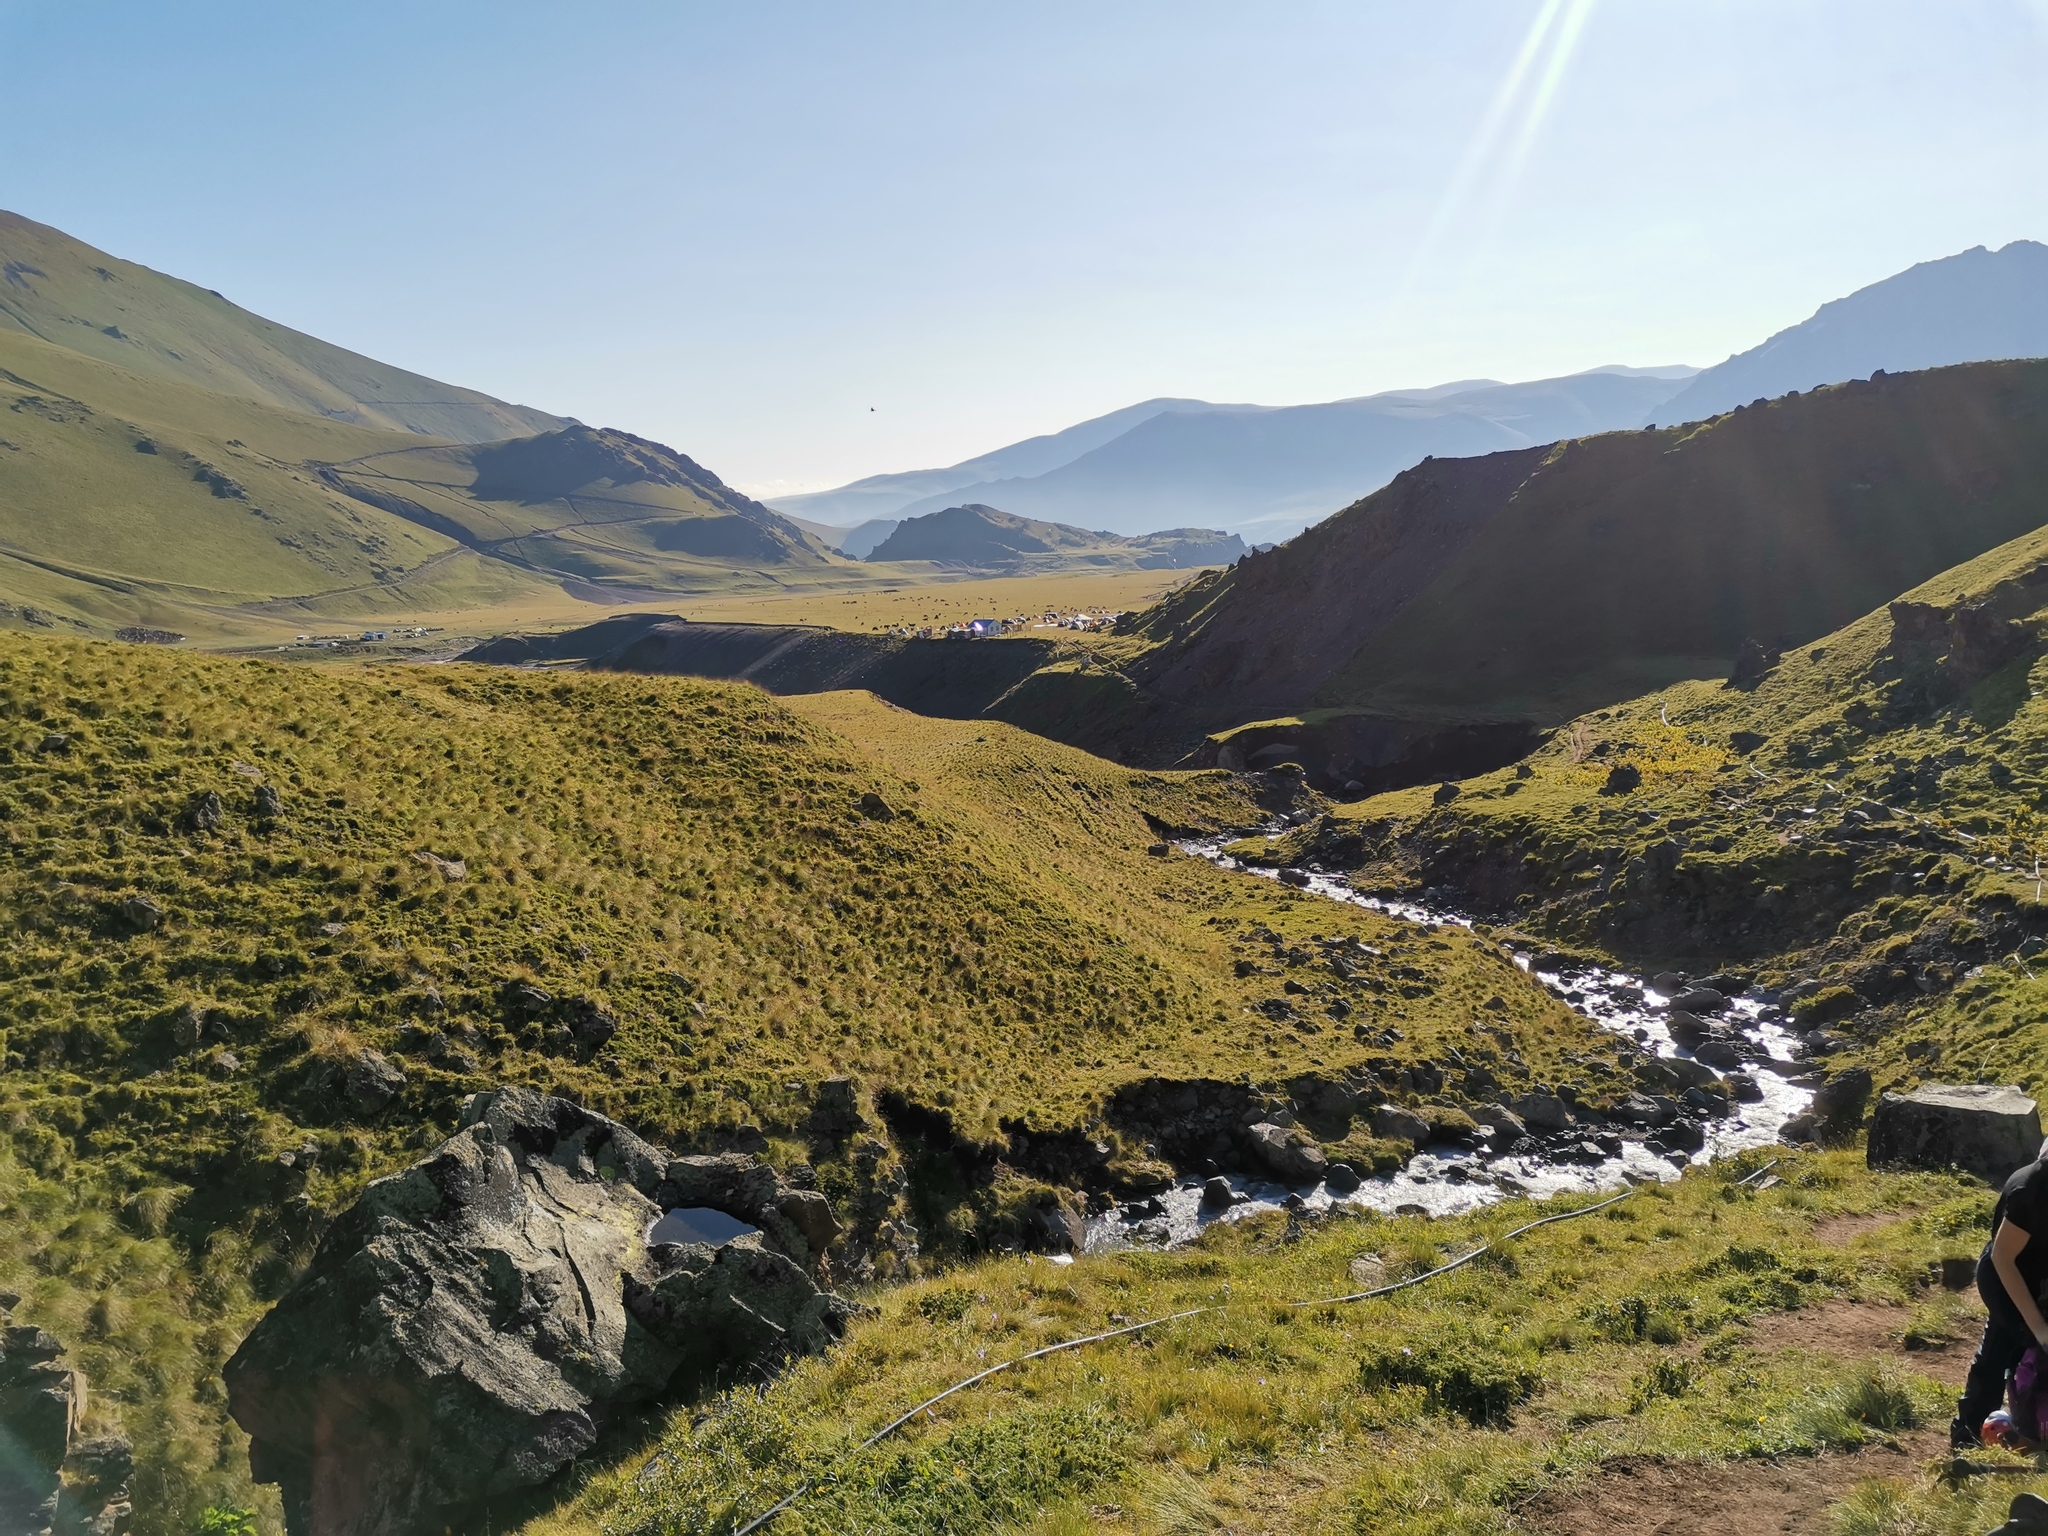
[1526,1297,1978,1536]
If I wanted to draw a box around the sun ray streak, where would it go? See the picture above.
[1395,0,1570,304]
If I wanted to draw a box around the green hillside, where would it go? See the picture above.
[323,424,858,594]
[1099,360,2048,776]
[865,502,1245,573]
[0,210,567,442]
[0,631,1618,1535]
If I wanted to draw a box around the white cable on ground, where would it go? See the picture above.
[728,1184,1643,1534]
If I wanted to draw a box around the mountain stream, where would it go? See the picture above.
[1081,838,1815,1253]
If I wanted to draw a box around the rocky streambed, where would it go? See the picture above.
[1082,840,1817,1251]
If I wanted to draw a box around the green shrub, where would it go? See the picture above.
[1359,1337,1541,1426]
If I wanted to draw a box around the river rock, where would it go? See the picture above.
[1200,1175,1235,1210]
[224,1087,849,1536]
[1609,1093,1675,1128]
[1036,1202,1086,1253]
[1867,1084,2043,1182]
[1369,1104,1432,1144]
[1509,1092,1572,1133]
[1325,1162,1362,1193]
[1694,1039,1744,1071]
[1670,987,1729,1015]
[1247,1121,1329,1183]
[1666,1011,1714,1047]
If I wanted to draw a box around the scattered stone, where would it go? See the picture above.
[1347,1253,1387,1288]
[1325,1162,1361,1193]
[1246,1121,1329,1184]
[1036,1202,1086,1253]
[118,895,163,933]
[185,789,224,833]
[1867,1084,2042,1182]
[1779,1112,1818,1147]
[1601,763,1641,795]
[1728,637,1782,688]
[1694,1039,1744,1071]
[35,732,70,755]
[225,1088,849,1536]
[1729,1073,1764,1102]
[1200,1175,1235,1210]
[1146,842,1170,857]
[1651,971,1688,996]
[857,791,895,821]
[411,850,467,880]
[505,980,552,1015]
[1812,1066,1874,1124]
[1670,987,1729,1015]
[1666,1011,1714,1047]
[563,996,617,1050]
[253,783,284,819]
[811,1076,865,1139]
[1508,1092,1572,1133]
[1432,782,1460,805]
[1277,868,1311,888]
[1370,1104,1432,1143]
[344,1049,406,1115]
[1609,1093,1675,1128]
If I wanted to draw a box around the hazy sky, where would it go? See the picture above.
[4,2,2046,497]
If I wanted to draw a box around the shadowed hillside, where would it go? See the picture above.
[0,210,567,442]
[1109,358,2048,783]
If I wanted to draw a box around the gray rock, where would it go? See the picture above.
[1509,1092,1572,1133]
[1662,1056,1723,1092]
[1476,1103,1529,1146]
[1651,971,1688,996]
[0,1322,130,1536]
[118,896,163,934]
[1729,1073,1764,1103]
[1694,1039,1744,1071]
[1813,1066,1874,1124]
[1325,1162,1362,1193]
[1867,1084,2043,1183]
[1036,1203,1086,1253]
[225,1087,848,1536]
[185,790,224,833]
[1670,987,1729,1015]
[254,784,284,819]
[1246,1121,1329,1184]
[810,1076,864,1138]
[1779,1112,1818,1146]
[1370,1104,1432,1143]
[1609,1093,1675,1128]
[35,732,70,756]
[344,1050,406,1115]
[1200,1175,1235,1210]
[857,791,895,821]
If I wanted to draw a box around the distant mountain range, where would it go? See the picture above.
[773,240,2048,542]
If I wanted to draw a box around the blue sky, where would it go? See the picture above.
[3,1,2046,495]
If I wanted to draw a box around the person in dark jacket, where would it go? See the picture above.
[1955,1155,2048,1447]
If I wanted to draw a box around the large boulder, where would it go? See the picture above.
[224,1087,849,1536]
[1245,1121,1329,1185]
[0,1303,132,1536]
[1867,1084,2043,1183]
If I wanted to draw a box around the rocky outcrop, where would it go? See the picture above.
[1867,1083,2042,1182]
[224,1087,849,1536]
[1245,1122,1328,1184]
[0,1301,132,1536]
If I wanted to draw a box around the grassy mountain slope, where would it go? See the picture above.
[0,210,567,442]
[864,503,1244,573]
[1267,504,2048,1133]
[1113,359,2048,767]
[536,1150,1986,1536]
[0,327,560,638]
[1659,239,2048,425]
[0,631,1622,1534]
[322,425,854,594]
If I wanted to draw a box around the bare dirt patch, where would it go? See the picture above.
[1531,1299,1981,1534]
[1524,1438,1942,1536]
[1741,1299,1977,1388]
[1809,1211,1907,1246]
